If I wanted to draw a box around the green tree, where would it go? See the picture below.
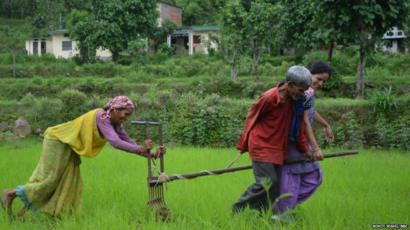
[0,0,37,18]
[29,0,66,37]
[278,0,316,56]
[219,0,247,81]
[149,20,177,52]
[175,0,222,25]
[314,0,410,98]
[70,0,158,62]
[244,0,280,80]
[66,10,97,63]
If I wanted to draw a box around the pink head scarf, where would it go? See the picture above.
[102,96,135,120]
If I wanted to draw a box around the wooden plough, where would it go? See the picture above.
[132,120,359,221]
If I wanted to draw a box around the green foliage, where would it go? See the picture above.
[375,115,410,150]
[29,0,68,37]
[67,10,97,64]
[244,0,281,79]
[58,89,89,120]
[127,38,148,64]
[0,18,32,52]
[218,0,249,80]
[218,0,281,80]
[278,0,316,49]
[175,0,222,25]
[28,97,64,129]
[170,93,247,146]
[149,20,177,52]
[331,112,363,149]
[69,0,158,62]
[370,86,398,114]
[314,0,410,97]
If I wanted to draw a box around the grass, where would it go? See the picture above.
[0,139,409,229]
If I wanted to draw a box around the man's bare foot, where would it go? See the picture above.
[17,206,26,220]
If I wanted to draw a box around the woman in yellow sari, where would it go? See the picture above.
[1,96,165,218]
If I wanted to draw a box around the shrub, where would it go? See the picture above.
[58,89,89,120]
[370,86,398,115]
[28,97,64,129]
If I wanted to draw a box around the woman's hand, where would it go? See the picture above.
[312,148,324,160]
[144,139,153,151]
[137,139,152,157]
[153,145,166,159]
[324,126,334,143]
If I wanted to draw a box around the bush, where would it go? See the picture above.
[28,97,64,129]
[375,115,410,150]
[370,86,398,115]
[82,62,121,77]
[58,89,89,120]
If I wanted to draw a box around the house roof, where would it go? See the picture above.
[383,27,407,40]
[176,25,219,32]
[48,29,70,35]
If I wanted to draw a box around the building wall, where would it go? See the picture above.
[51,34,79,59]
[25,38,52,56]
[96,47,113,61]
[158,2,182,26]
[192,32,218,55]
[26,35,113,59]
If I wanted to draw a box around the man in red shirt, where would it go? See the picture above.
[233,66,311,215]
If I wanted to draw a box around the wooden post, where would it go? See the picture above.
[12,53,16,77]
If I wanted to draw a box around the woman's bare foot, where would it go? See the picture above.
[2,189,17,219]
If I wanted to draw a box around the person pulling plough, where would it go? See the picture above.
[275,60,333,221]
[232,66,312,216]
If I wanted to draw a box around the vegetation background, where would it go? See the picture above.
[0,0,409,229]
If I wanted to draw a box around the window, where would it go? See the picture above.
[33,40,38,55]
[62,41,72,51]
[41,40,46,54]
[398,31,403,36]
[193,35,201,44]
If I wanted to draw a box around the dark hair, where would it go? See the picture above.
[307,60,332,77]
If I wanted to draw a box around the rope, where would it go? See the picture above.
[199,170,216,175]
[157,172,169,184]
[160,170,216,182]
[225,153,243,169]
[153,153,243,183]
[174,174,185,179]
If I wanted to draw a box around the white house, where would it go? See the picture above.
[25,29,76,58]
[169,25,219,55]
[25,29,112,60]
[381,27,407,53]
[25,2,219,58]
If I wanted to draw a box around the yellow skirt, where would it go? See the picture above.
[18,138,83,216]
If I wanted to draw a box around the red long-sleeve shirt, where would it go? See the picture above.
[237,86,307,164]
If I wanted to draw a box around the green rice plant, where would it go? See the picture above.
[0,140,409,229]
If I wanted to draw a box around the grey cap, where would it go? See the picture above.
[286,66,312,86]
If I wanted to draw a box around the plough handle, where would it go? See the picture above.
[150,150,358,184]
[132,120,165,180]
